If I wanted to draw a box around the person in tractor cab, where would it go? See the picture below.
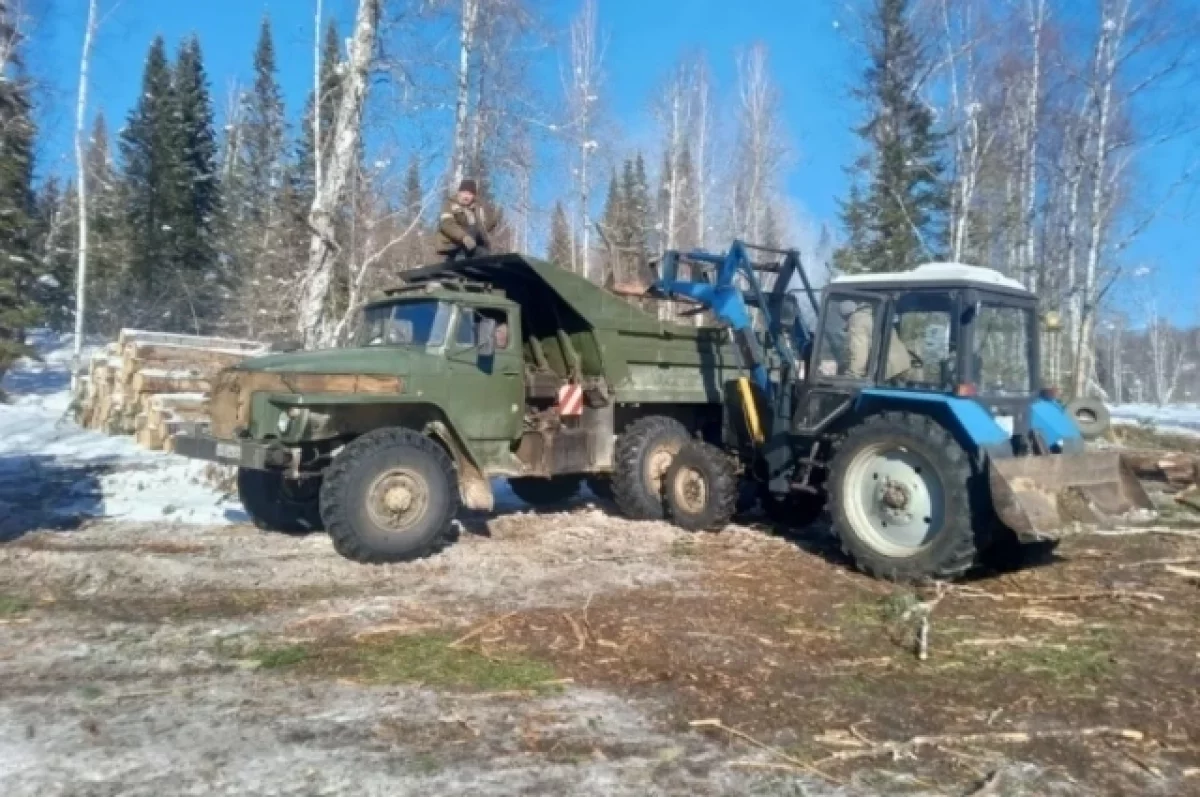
[840,300,919,381]
[436,178,502,262]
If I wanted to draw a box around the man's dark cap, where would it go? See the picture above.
[458,178,478,194]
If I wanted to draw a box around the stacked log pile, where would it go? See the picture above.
[73,329,267,451]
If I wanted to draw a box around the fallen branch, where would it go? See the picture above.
[1003,590,1165,603]
[449,611,518,649]
[812,726,1145,766]
[690,718,841,784]
[563,612,588,652]
[1165,565,1200,582]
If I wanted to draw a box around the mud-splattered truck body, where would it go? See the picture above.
[174,254,747,562]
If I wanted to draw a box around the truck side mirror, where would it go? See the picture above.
[477,318,497,358]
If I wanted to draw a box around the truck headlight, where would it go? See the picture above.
[277,412,292,434]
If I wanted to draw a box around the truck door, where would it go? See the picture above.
[793,290,886,434]
[446,305,525,442]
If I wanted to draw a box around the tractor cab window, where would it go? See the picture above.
[886,292,957,390]
[817,294,881,379]
[973,304,1034,396]
[356,300,451,348]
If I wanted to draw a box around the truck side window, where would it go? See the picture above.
[455,310,476,347]
[455,308,511,349]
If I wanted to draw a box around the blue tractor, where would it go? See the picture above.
[646,241,1150,581]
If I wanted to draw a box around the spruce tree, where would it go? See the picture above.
[241,18,286,228]
[31,178,75,330]
[84,113,129,336]
[172,36,219,284]
[599,170,623,283]
[0,9,40,379]
[547,201,574,268]
[399,156,426,268]
[119,36,178,296]
[835,0,945,273]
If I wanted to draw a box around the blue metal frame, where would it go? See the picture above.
[652,240,808,400]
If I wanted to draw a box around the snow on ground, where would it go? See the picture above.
[1109,402,1200,437]
[0,331,243,535]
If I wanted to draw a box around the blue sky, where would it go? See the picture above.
[29,0,1199,324]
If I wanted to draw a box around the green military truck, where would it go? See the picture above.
[174,255,746,563]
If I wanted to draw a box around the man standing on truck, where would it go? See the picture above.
[436,178,502,262]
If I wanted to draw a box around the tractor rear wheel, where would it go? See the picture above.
[508,476,581,506]
[828,412,981,582]
[664,441,738,532]
[612,416,691,520]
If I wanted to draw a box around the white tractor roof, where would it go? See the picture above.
[830,262,1029,293]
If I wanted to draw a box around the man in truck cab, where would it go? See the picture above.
[436,178,502,262]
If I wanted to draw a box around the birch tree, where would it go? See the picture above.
[298,0,380,348]
[72,0,99,373]
[562,0,604,281]
[732,44,786,246]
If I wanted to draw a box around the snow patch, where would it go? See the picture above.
[1,331,240,530]
[1109,402,1200,437]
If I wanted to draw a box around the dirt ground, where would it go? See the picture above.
[1,495,1198,796]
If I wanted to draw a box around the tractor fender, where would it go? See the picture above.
[1033,399,1086,452]
[854,389,1009,454]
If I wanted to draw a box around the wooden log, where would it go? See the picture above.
[118,328,264,354]
[1120,450,1199,487]
[147,392,208,413]
[124,344,259,368]
[130,370,211,395]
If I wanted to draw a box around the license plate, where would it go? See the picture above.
[994,415,1015,436]
[215,442,242,461]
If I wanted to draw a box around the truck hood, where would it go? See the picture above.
[238,347,414,376]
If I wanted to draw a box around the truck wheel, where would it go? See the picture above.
[508,476,581,506]
[237,468,323,534]
[762,490,826,530]
[612,416,691,520]
[828,412,980,582]
[320,428,460,564]
[664,441,738,532]
[1066,398,1110,440]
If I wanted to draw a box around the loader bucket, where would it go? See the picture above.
[988,452,1154,540]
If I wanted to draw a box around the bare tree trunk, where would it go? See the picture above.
[1020,0,1046,290]
[694,59,711,250]
[314,0,323,192]
[566,0,603,281]
[1072,0,1130,398]
[72,0,99,376]
[298,0,379,349]
[453,0,480,188]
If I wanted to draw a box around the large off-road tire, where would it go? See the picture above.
[664,441,738,532]
[762,489,827,530]
[320,428,460,564]
[237,468,323,534]
[612,416,692,520]
[1066,398,1110,441]
[508,476,581,506]
[828,412,981,582]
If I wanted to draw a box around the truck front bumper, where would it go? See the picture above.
[172,434,293,471]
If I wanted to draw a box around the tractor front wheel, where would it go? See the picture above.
[828,413,981,582]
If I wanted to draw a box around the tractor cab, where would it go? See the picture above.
[815,263,1037,400]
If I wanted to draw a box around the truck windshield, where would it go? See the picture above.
[974,304,1034,396]
[356,301,451,348]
